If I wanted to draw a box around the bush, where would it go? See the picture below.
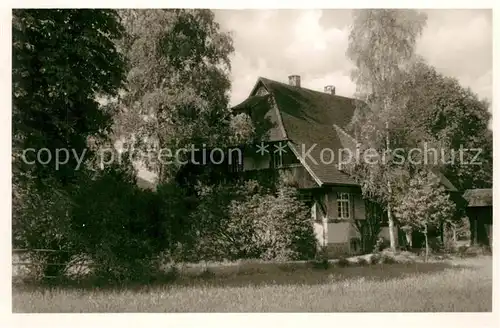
[459,245,492,258]
[356,257,369,266]
[69,163,170,282]
[337,256,350,268]
[190,181,317,262]
[373,237,387,253]
[13,178,74,278]
[380,252,397,264]
[311,258,330,270]
[198,268,216,280]
[370,253,381,264]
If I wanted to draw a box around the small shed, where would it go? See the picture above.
[463,189,492,247]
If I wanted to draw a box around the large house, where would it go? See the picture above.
[227,75,458,256]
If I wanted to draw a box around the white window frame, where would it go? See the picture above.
[273,151,283,168]
[337,192,350,219]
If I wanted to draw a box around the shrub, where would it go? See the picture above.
[356,257,369,266]
[13,178,74,279]
[337,256,350,268]
[69,163,170,282]
[191,181,317,262]
[198,268,216,280]
[164,266,180,282]
[459,245,492,258]
[370,253,381,264]
[373,237,386,253]
[380,252,397,264]
[310,258,330,270]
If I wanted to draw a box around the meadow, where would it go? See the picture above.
[12,256,492,312]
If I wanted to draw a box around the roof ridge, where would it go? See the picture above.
[260,76,356,101]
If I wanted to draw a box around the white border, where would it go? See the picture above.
[1,2,498,328]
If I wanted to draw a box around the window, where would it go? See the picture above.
[311,202,317,221]
[337,193,350,219]
[273,151,283,168]
[270,143,300,168]
[228,149,243,172]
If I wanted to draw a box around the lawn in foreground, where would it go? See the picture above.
[12,256,492,312]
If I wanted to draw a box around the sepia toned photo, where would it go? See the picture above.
[11,8,493,313]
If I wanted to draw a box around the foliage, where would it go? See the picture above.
[346,9,428,250]
[189,180,317,262]
[353,199,384,254]
[356,257,369,266]
[13,179,73,251]
[393,170,456,260]
[114,9,234,182]
[397,59,492,190]
[228,186,317,261]
[69,161,166,281]
[12,9,127,186]
[12,9,127,277]
[228,112,256,146]
[336,256,350,267]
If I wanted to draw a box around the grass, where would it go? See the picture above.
[12,256,492,312]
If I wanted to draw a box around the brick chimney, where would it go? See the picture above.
[288,75,301,88]
[324,85,336,95]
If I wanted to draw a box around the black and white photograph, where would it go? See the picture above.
[5,2,496,320]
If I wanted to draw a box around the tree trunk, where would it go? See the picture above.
[424,224,429,262]
[385,120,396,251]
[405,229,412,249]
[388,206,396,251]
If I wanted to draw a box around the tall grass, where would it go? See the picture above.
[12,257,491,312]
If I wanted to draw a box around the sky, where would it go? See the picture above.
[213,9,493,107]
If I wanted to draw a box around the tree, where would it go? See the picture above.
[353,199,384,253]
[393,170,456,261]
[397,59,492,190]
[113,9,234,183]
[346,9,428,250]
[12,9,127,278]
[12,9,127,186]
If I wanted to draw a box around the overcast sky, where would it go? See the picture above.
[213,9,492,107]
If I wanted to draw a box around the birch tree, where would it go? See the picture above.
[113,9,235,183]
[346,9,427,250]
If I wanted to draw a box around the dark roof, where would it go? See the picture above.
[232,77,457,190]
[233,77,358,186]
[232,94,284,141]
[259,77,357,130]
[463,189,492,207]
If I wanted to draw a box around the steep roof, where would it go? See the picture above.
[233,77,359,186]
[232,77,457,191]
[463,189,492,207]
[232,94,285,141]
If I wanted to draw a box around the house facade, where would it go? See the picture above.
[229,75,384,256]
[227,75,461,256]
